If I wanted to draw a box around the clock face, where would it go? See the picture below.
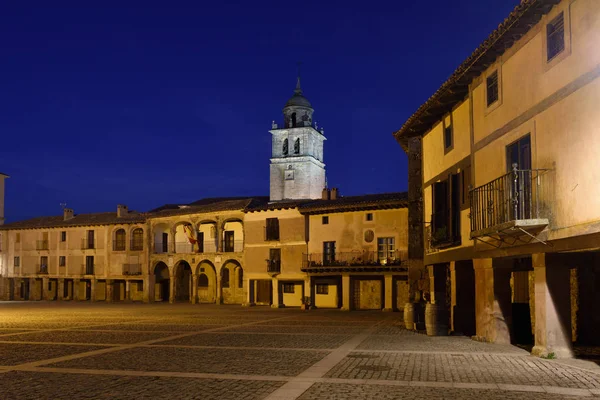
[285,170,294,180]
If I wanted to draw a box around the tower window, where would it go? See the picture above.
[294,138,300,154]
[283,139,289,156]
[291,113,297,127]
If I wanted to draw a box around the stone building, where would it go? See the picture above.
[395,0,600,358]
[0,78,409,309]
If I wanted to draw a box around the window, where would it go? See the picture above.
[323,241,336,265]
[198,274,209,287]
[506,135,533,220]
[238,267,244,288]
[268,248,281,272]
[283,138,289,156]
[460,165,472,210]
[16,233,20,243]
[377,237,395,261]
[547,12,565,61]
[85,256,94,275]
[283,283,295,293]
[223,231,235,252]
[444,122,453,151]
[486,70,499,106]
[59,256,66,267]
[291,112,297,127]
[265,218,280,241]
[114,229,126,251]
[61,231,67,242]
[316,284,329,295]
[322,216,329,225]
[85,230,95,249]
[294,138,300,154]
[221,267,230,288]
[131,228,144,250]
[14,256,20,267]
[40,256,48,273]
[431,173,461,246]
[366,213,373,221]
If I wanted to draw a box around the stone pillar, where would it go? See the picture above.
[243,279,255,306]
[58,279,65,301]
[192,275,198,304]
[90,279,96,302]
[216,218,223,253]
[452,260,476,336]
[341,274,351,311]
[473,258,512,344]
[532,253,573,358]
[42,277,49,301]
[169,273,175,304]
[125,280,131,302]
[383,275,394,311]
[144,275,153,303]
[271,278,280,308]
[73,279,80,301]
[106,280,113,303]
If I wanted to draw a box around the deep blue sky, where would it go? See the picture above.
[1,1,518,222]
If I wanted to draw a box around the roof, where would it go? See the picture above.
[0,172,9,178]
[0,212,146,230]
[298,192,408,215]
[244,198,313,213]
[393,0,561,143]
[284,77,313,109]
[148,198,258,218]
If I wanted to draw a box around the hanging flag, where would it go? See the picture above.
[183,224,197,244]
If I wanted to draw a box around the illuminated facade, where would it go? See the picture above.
[395,0,600,357]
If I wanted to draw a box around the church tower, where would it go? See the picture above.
[269,77,326,201]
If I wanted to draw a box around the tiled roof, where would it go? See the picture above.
[298,192,408,215]
[147,198,257,218]
[244,198,313,212]
[0,212,146,230]
[393,0,561,143]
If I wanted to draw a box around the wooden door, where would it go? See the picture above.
[256,280,272,304]
[224,231,234,252]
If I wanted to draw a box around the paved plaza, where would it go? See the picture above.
[0,303,599,399]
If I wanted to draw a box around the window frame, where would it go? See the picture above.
[316,284,329,295]
[59,256,66,267]
[542,6,571,71]
[486,70,499,107]
[377,237,396,261]
[442,114,454,154]
[60,231,67,242]
[131,228,144,251]
[114,229,126,251]
[282,283,295,294]
[546,11,565,62]
[322,216,329,225]
[265,218,280,241]
[14,256,20,267]
[366,213,373,222]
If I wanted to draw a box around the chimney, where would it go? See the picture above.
[117,204,128,217]
[322,188,330,200]
[63,208,74,221]
[330,188,339,200]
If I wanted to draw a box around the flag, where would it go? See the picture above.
[183,225,197,244]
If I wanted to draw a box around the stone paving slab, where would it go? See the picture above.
[156,333,352,349]
[73,323,225,332]
[0,343,106,366]
[358,331,528,354]
[296,382,590,399]
[256,320,375,327]
[221,325,367,335]
[326,352,600,389]
[0,330,177,344]
[46,347,330,376]
[0,371,284,400]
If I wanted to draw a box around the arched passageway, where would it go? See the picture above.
[221,260,244,304]
[196,261,217,303]
[175,261,192,302]
[154,262,170,302]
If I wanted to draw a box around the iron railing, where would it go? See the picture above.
[267,259,281,274]
[175,241,194,254]
[303,250,406,269]
[223,240,244,253]
[154,241,169,253]
[36,240,49,250]
[81,239,95,250]
[470,166,547,234]
[123,263,142,275]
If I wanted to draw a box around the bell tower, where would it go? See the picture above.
[269,76,326,201]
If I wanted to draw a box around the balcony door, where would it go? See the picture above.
[162,233,168,253]
[323,241,336,265]
[506,135,532,220]
[224,231,235,252]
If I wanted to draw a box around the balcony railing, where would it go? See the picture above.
[267,259,281,274]
[470,167,549,237]
[81,239,95,250]
[82,264,95,275]
[36,240,49,250]
[223,240,244,253]
[123,263,142,275]
[303,250,406,269]
[175,241,194,254]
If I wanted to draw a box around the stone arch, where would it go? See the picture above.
[174,260,193,302]
[173,221,196,254]
[221,260,244,304]
[197,220,218,253]
[196,260,216,303]
[153,223,171,254]
[153,262,170,302]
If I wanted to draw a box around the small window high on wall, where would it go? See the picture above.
[547,12,565,61]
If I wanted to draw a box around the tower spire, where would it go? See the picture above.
[295,61,303,94]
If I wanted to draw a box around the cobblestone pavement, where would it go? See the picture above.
[0,302,599,400]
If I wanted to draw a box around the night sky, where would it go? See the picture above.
[1,1,518,223]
